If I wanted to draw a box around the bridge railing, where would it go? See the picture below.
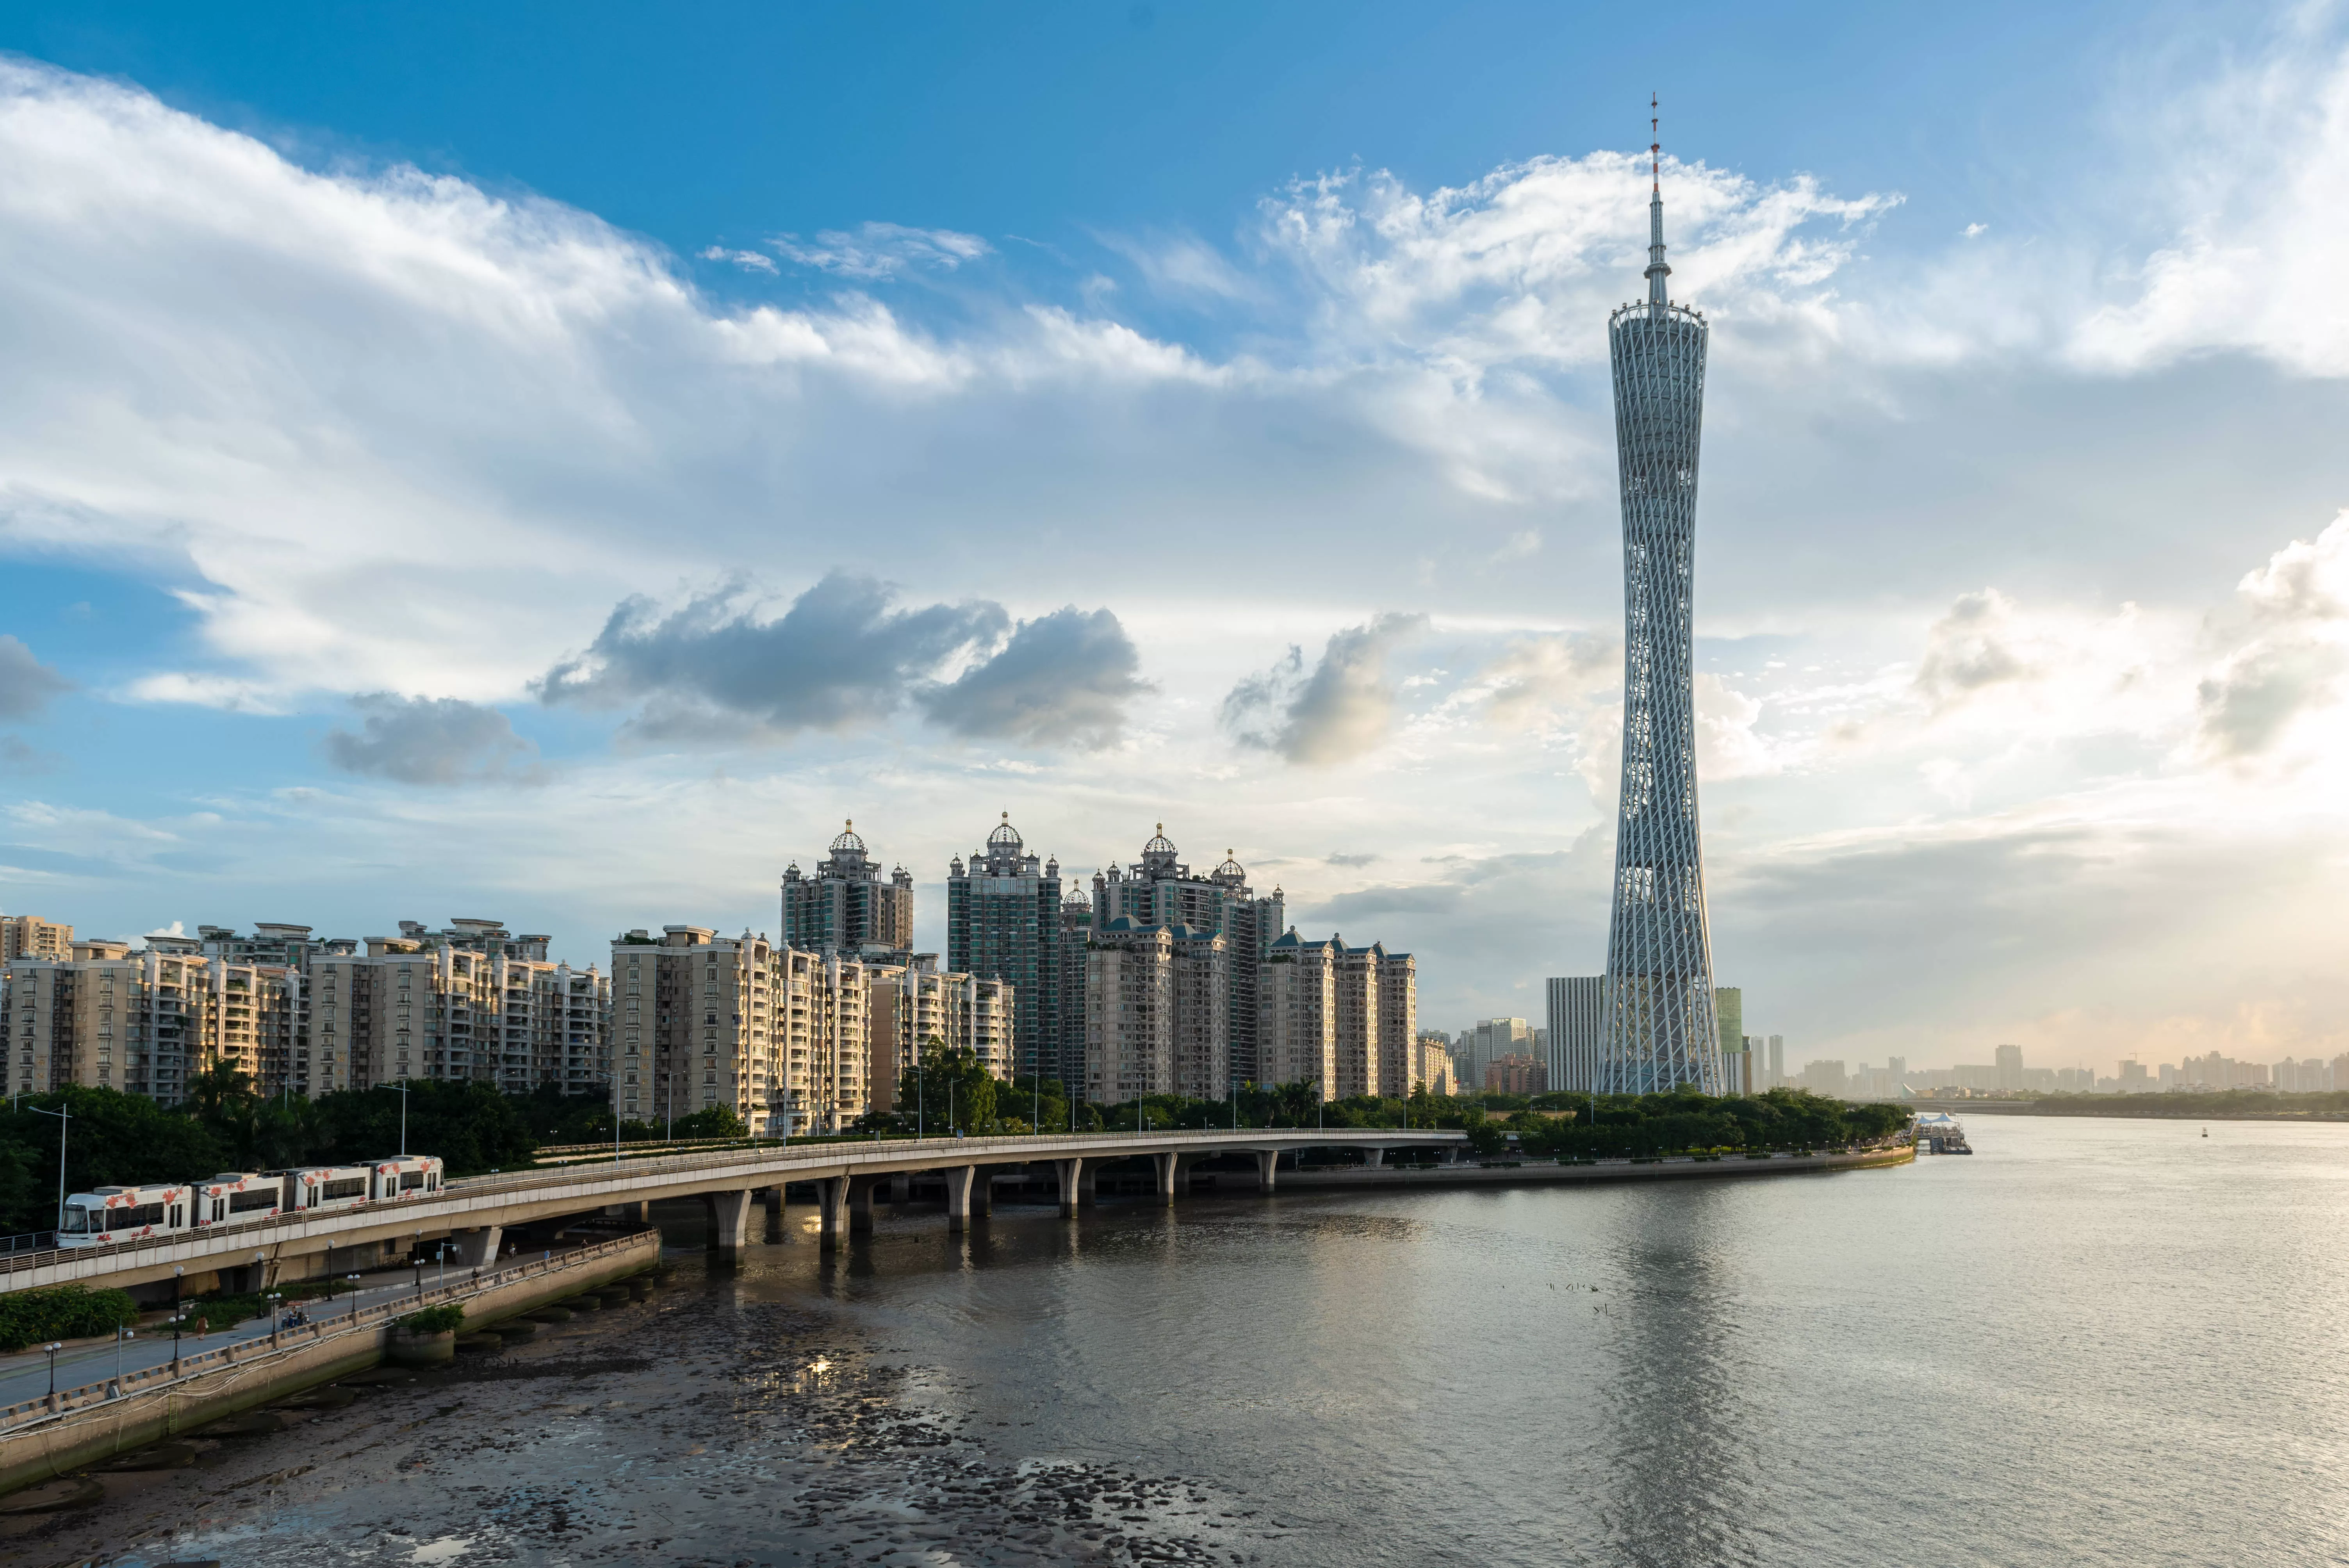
[0,1126,1463,1284]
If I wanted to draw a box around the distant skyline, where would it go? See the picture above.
[1,2,2346,1076]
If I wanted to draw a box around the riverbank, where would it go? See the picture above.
[1908,1095,2349,1122]
[1281,1143,1914,1189]
[0,1228,658,1498]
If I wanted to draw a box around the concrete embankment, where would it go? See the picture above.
[0,1227,659,1497]
[1280,1144,1915,1191]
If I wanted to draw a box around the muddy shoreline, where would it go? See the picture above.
[0,1249,1264,1566]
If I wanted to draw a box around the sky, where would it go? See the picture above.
[1,0,2347,1075]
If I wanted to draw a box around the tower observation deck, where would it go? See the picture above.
[1596,104,1724,1096]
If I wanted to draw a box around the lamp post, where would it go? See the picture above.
[266,1290,283,1345]
[393,1079,410,1158]
[44,1343,61,1405]
[114,1326,132,1391]
[29,1104,70,1237]
[170,1266,185,1370]
[346,1273,361,1320]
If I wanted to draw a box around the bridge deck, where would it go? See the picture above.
[2,1128,1465,1294]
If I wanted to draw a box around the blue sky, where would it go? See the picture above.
[1,0,2346,1071]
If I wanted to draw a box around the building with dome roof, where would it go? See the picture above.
[946,813,1066,1088]
[1093,828,1283,1083]
[781,820,916,964]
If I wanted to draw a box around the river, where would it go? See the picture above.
[7,1114,2345,1566]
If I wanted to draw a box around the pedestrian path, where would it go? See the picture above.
[0,1272,429,1408]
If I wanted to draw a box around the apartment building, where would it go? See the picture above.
[0,915,71,962]
[1412,1032,1454,1096]
[1259,929,1338,1099]
[868,964,1013,1114]
[2,940,289,1105]
[610,927,778,1136]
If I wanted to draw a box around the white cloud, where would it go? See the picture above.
[770,222,991,279]
[699,245,779,274]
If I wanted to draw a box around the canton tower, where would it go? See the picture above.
[1595,101,1724,1096]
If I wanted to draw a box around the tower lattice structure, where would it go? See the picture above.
[1596,112,1724,1096]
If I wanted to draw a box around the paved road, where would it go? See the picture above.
[0,1270,443,1408]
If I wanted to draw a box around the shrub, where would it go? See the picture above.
[400,1305,467,1334]
[0,1284,139,1352]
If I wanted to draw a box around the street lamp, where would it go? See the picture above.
[266,1290,283,1345]
[344,1273,361,1320]
[392,1079,411,1158]
[170,1266,185,1370]
[114,1325,134,1390]
[29,1104,70,1237]
[44,1343,61,1405]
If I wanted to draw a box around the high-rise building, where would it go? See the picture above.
[781,821,916,962]
[1595,112,1724,1096]
[1412,1032,1454,1095]
[1084,916,1228,1102]
[948,815,1064,1087]
[1547,977,1606,1093]
[1766,1034,1784,1089]
[1093,830,1283,1085]
[870,964,1014,1115]
[1454,1017,1535,1094]
[610,926,780,1134]
[1715,987,1750,1094]
[1259,929,1338,1098]
[1486,1053,1549,1095]
[1,915,72,962]
[5,941,233,1104]
[1994,1042,2023,1092]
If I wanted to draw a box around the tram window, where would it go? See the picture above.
[230,1188,278,1213]
[61,1206,91,1233]
[400,1171,425,1191]
[119,1202,165,1228]
[322,1178,366,1201]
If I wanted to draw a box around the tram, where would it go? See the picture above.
[192,1172,283,1228]
[53,1154,446,1247]
[368,1155,445,1201]
[56,1183,191,1247]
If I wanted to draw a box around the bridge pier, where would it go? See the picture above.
[944,1165,977,1233]
[1077,1160,1098,1208]
[1054,1158,1084,1218]
[1255,1150,1278,1193]
[973,1167,994,1219]
[607,1201,648,1223]
[886,1171,911,1205]
[848,1175,879,1235]
[762,1187,785,1244]
[818,1177,848,1252]
[1363,1146,1385,1169]
[1153,1153,1179,1205]
[450,1226,502,1270]
[710,1190,754,1259]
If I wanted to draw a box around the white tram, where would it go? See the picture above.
[193,1172,283,1228]
[367,1155,445,1201]
[275,1164,375,1212]
[52,1153,446,1247]
[56,1183,191,1247]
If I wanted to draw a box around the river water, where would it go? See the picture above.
[11,1115,2348,1567]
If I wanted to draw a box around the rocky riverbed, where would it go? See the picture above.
[0,1252,1265,1566]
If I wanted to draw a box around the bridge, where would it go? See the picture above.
[0,1128,1467,1296]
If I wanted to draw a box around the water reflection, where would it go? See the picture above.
[1596,1185,1756,1568]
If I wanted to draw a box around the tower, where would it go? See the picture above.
[945,813,1062,1087]
[1596,101,1725,1096]
[782,820,915,962]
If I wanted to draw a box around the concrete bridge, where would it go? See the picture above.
[0,1128,1467,1297]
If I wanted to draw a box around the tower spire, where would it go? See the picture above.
[1645,92,1672,317]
